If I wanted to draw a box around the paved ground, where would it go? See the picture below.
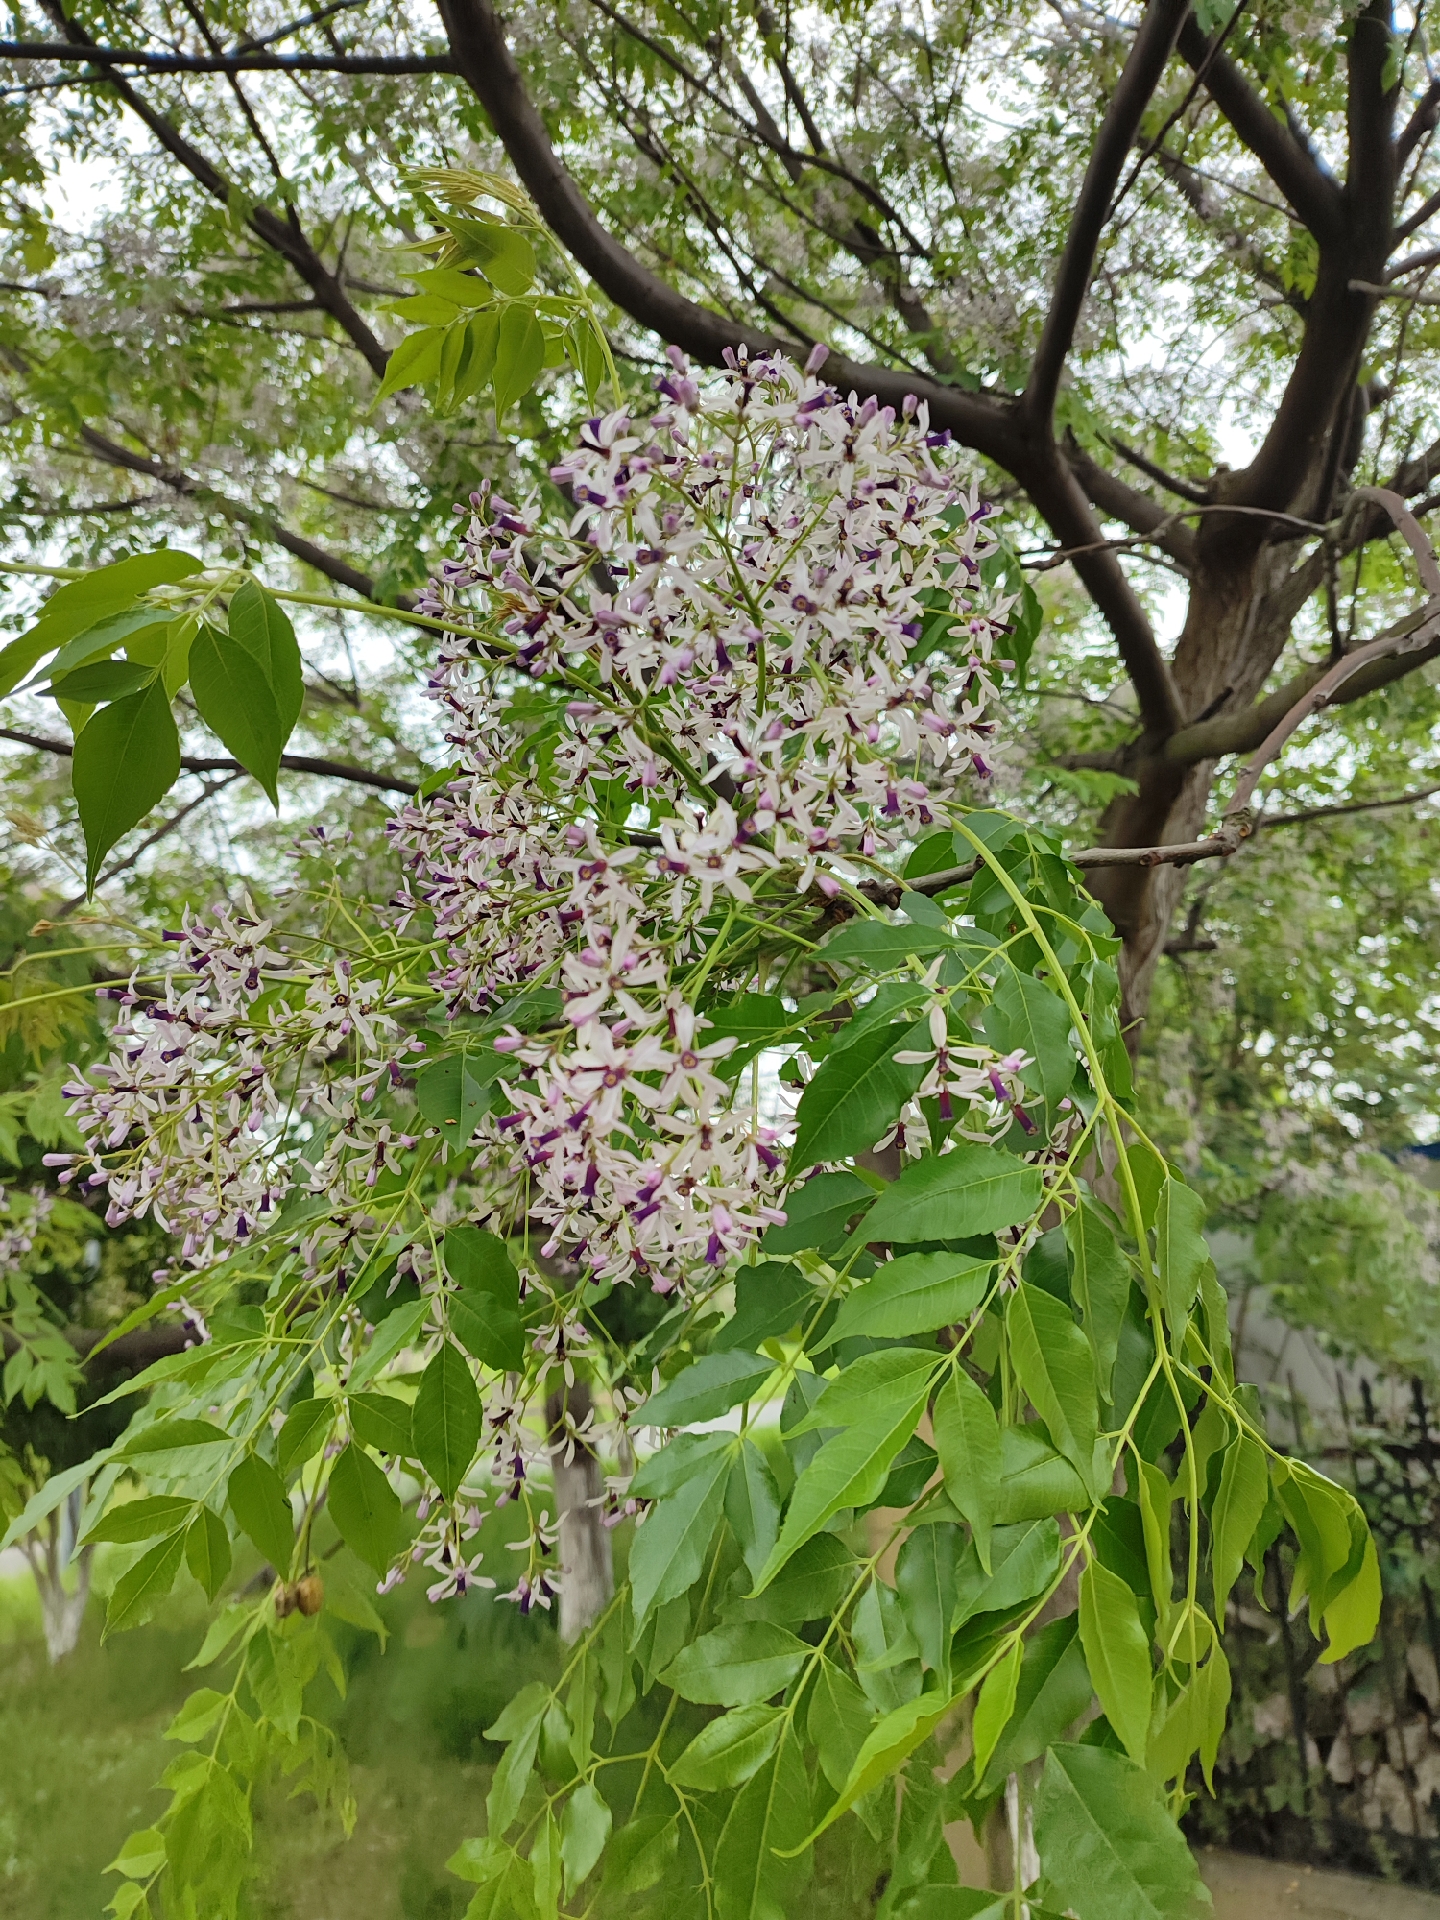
[1197,1849,1440,1918]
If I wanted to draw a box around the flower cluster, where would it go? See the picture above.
[52,901,406,1265]
[391,346,1016,1291]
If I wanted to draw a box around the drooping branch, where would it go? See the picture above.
[0,726,419,795]
[1022,0,1191,432]
[0,40,454,73]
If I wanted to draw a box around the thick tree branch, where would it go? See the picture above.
[1022,0,1191,432]
[0,726,419,795]
[1065,439,1199,570]
[39,6,390,376]
[0,40,453,73]
[1176,17,1343,240]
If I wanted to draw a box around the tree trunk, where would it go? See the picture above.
[23,1485,94,1663]
[546,1378,613,1642]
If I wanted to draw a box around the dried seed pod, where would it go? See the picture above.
[274,1581,298,1619]
[294,1571,324,1616]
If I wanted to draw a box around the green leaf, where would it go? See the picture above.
[807,1658,875,1790]
[713,1728,813,1910]
[531,1810,561,1920]
[714,1261,813,1352]
[349,1298,425,1389]
[413,1341,482,1500]
[896,1522,963,1678]
[486,1682,549,1838]
[327,1443,404,1574]
[227,580,303,735]
[601,1814,677,1894]
[952,1518,1061,1628]
[1034,1743,1210,1920]
[820,921,958,967]
[560,1782,611,1894]
[105,1530,185,1637]
[981,1613,1093,1787]
[995,1425,1090,1523]
[227,1454,294,1574]
[0,548,202,698]
[107,1826,169,1879]
[809,1689,953,1841]
[1320,1524,1381,1663]
[763,1171,874,1254]
[972,1642,1021,1782]
[1078,1560,1151,1764]
[376,324,444,402]
[791,1019,926,1169]
[754,1394,931,1591]
[445,1224,525,1371]
[418,1055,496,1142]
[1135,1459,1174,1620]
[347,1391,414,1456]
[1210,1433,1267,1628]
[795,1348,942,1433]
[1148,1645,1231,1789]
[1155,1179,1209,1340]
[277,1397,334,1476]
[672,1703,785,1790]
[628,1440,731,1623]
[1006,1284,1101,1496]
[985,967,1075,1105]
[71,677,180,892]
[189,622,285,804]
[726,1440,782,1581]
[163,1687,228,1744]
[49,658,156,703]
[663,1621,808,1706]
[832,1252,992,1342]
[183,1507,231,1602]
[1065,1201,1130,1401]
[636,1350,774,1426]
[492,303,546,419]
[933,1371,1001,1571]
[452,217,537,295]
[862,1146,1044,1246]
[82,1494,194,1545]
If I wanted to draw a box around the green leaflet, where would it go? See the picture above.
[485,1681,549,1838]
[184,1507,232,1602]
[276,1397,334,1475]
[559,1783,611,1895]
[0,548,201,698]
[601,1814,678,1894]
[807,1659,874,1790]
[227,1455,294,1575]
[492,304,546,418]
[1209,1432,1268,1627]
[762,1170,874,1254]
[952,1518,1061,1629]
[188,621,285,804]
[346,1391,414,1457]
[862,1145,1044,1245]
[714,1261,813,1351]
[896,1522,964,1679]
[791,1017,927,1169]
[994,1425,1090,1523]
[71,676,180,892]
[82,1494,194,1545]
[1078,1560,1152,1764]
[1154,1178,1209,1340]
[417,1056,498,1145]
[1006,1283,1102,1497]
[635,1350,775,1426]
[413,1341,481,1500]
[725,1440,782,1580]
[820,920,957,966]
[1149,1645,1231,1790]
[831,1252,992,1342]
[971,1642,1021,1782]
[327,1444,404,1575]
[452,216,537,294]
[713,1728,816,1915]
[662,1622,808,1706]
[932,1369,1001,1570]
[792,1347,942,1433]
[979,1613,1092,1789]
[105,1530,186,1637]
[806,1687,954,1842]
[628,1439,732,1623]
[1065,1201,1131,1400]
[671,1703,784,1790]
[1034,1743,1210,1920]
[984,965,1075,1106]
[445,1223,525,1373]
